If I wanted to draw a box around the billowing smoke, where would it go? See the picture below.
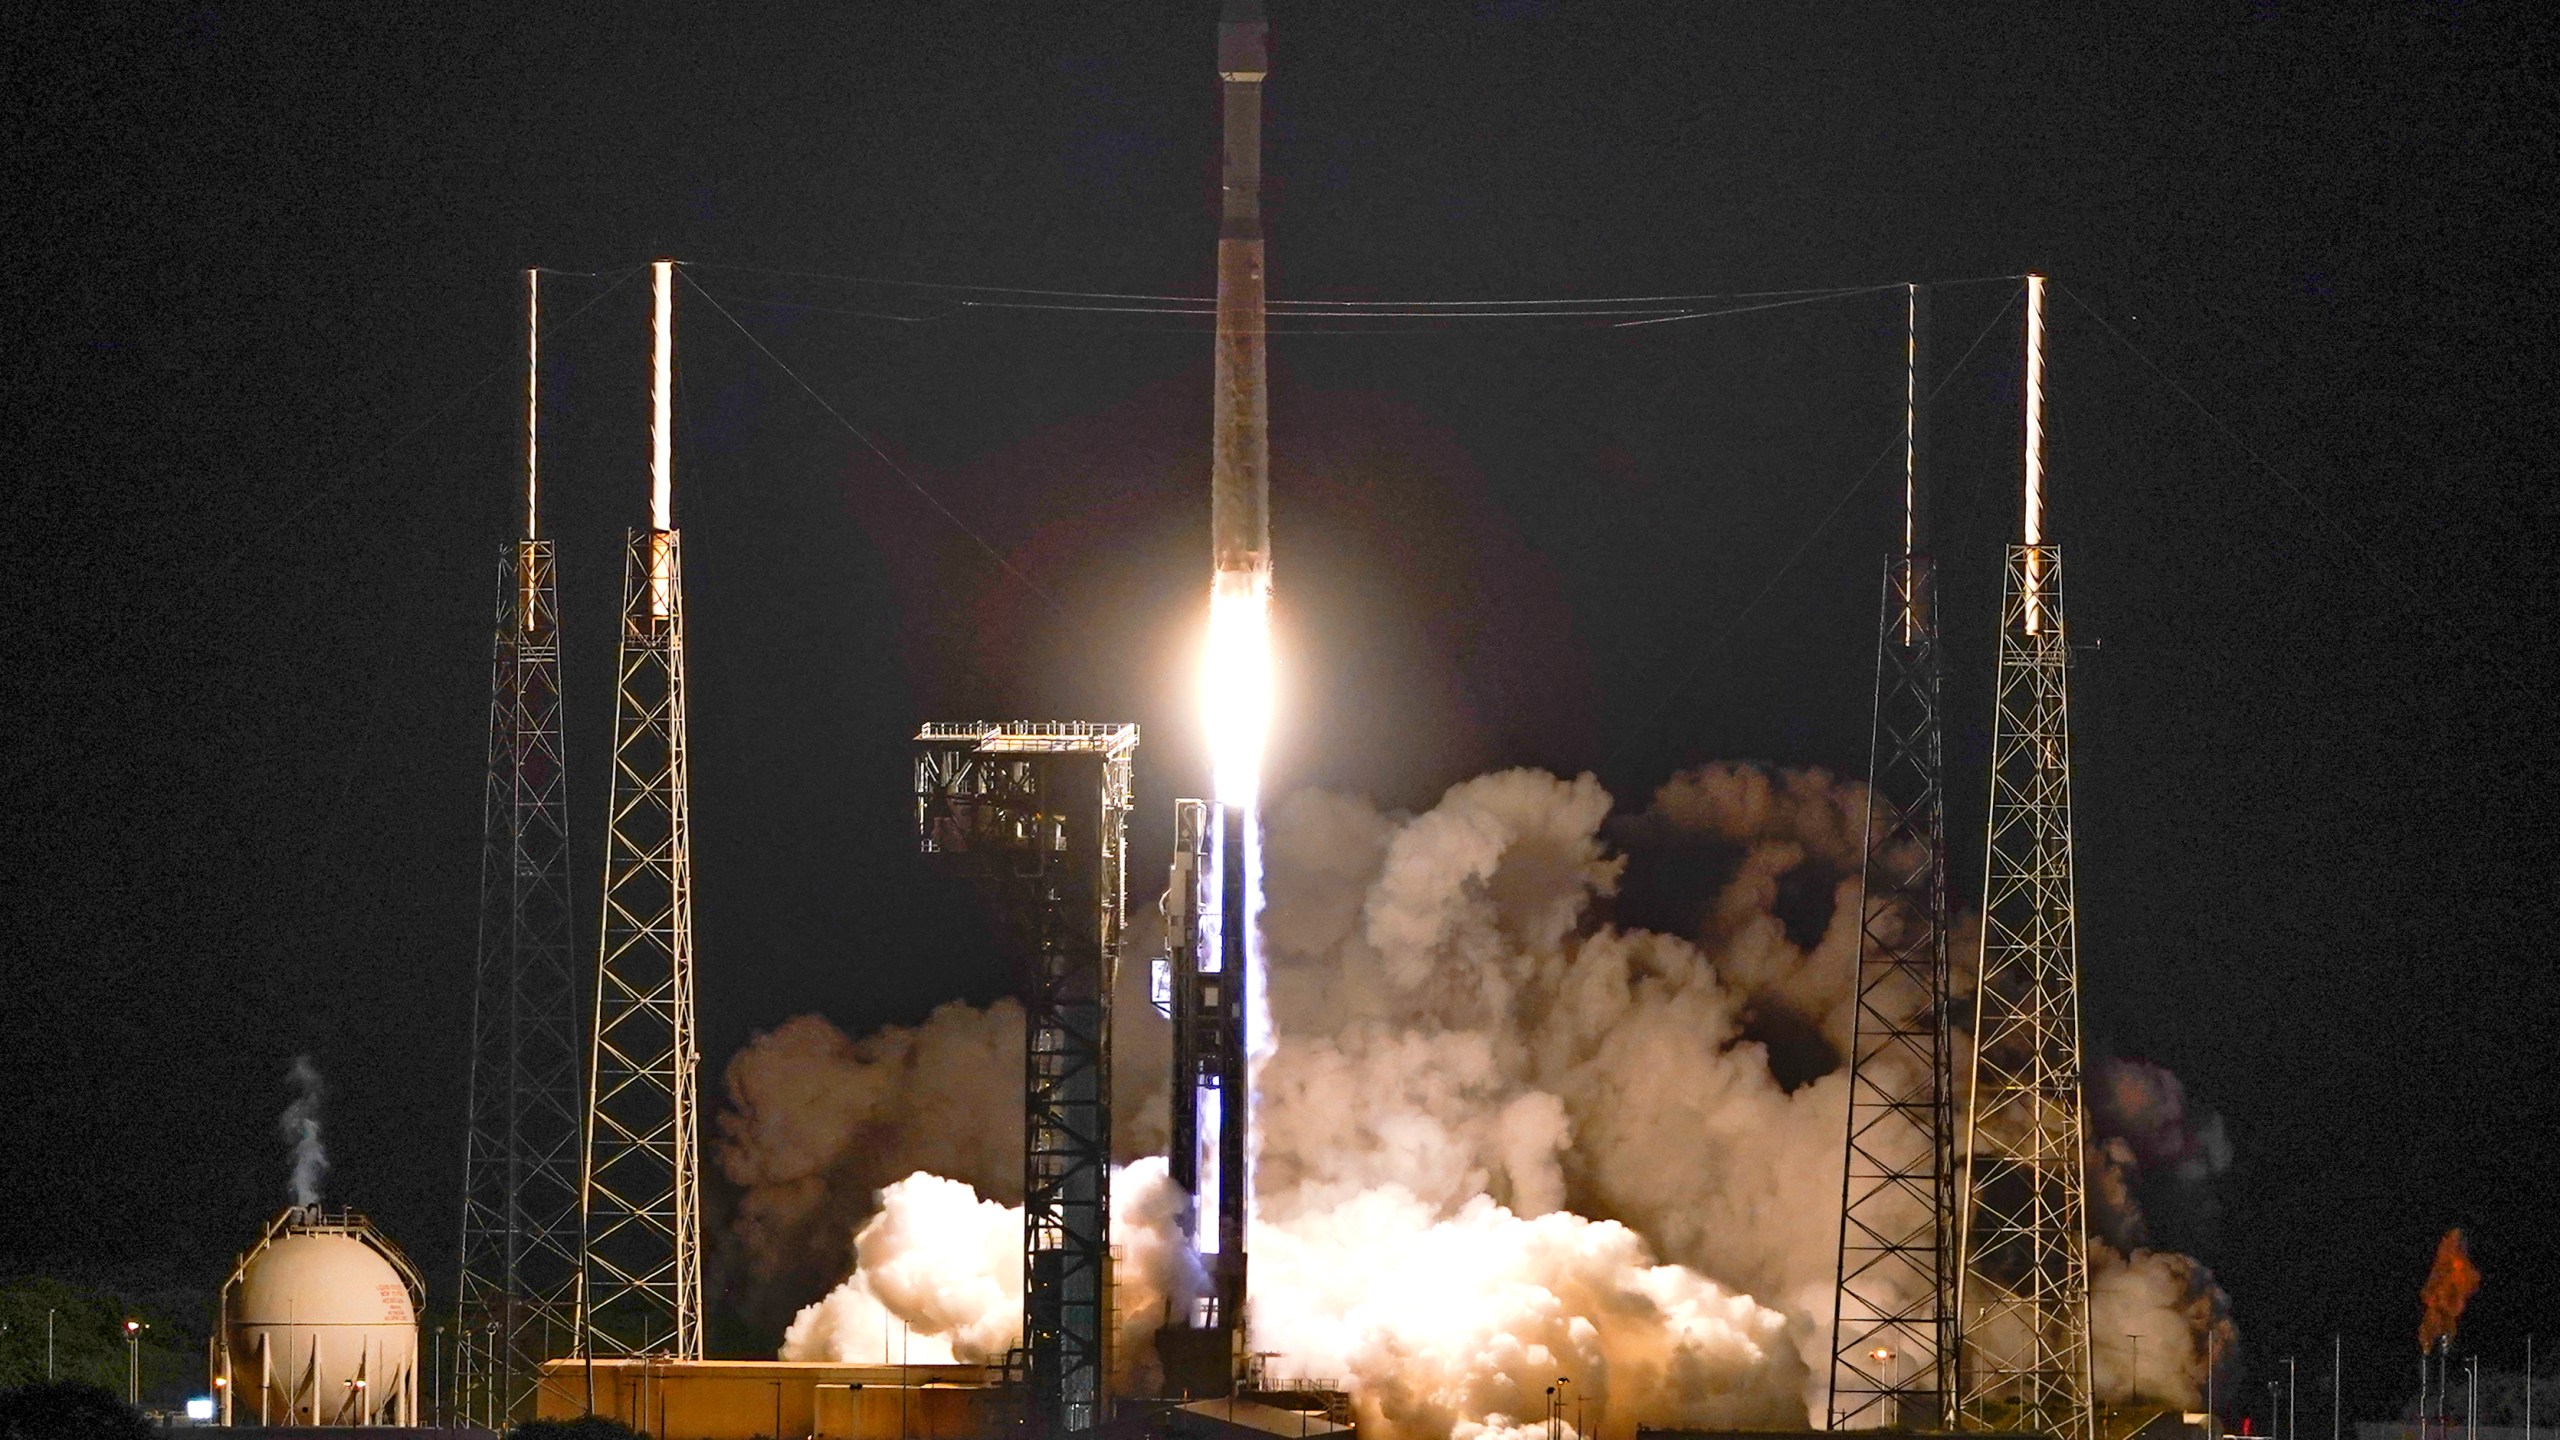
[715,985,1174,1332]
[778,1160,1205,1381]
[280,1055,326,1208]
[719,765,2233,1437]
[2090,1056,2234,1252]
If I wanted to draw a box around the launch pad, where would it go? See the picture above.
[421,3,2115,1437]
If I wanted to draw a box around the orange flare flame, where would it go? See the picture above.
[2417,1228,2481,1352]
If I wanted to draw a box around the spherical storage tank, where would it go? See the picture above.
[216,1207,421,1426]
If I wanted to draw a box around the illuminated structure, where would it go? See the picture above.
[1955,275,2097,1440]
[1157,796,1250,1394]
[579,259,704,1364]
[913,721,1138,1435]
[218,1207,424,1427]
[1160,0,1273,1400]
[458,267,584,1425]
[1828,284,1955,1430]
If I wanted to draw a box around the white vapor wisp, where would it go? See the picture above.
[281,1054,327,1209]
[720,765,2232,1439]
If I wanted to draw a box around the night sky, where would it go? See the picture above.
[7,0,2549,1423]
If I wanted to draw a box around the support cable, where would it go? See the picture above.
[675,269,1070,620]
[2052,281,2434,617]
[681,258,2024,320]
[215,268,645,570]
[1612,283,2026,769]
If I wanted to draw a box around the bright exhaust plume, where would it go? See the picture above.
[1202,571,1274,811]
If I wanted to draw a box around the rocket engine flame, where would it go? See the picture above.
[1203,570,1275,811]
[2417,1228,2481,1352]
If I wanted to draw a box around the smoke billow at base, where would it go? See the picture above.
[719,765,2234,1440]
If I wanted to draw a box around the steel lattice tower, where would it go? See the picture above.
[1955,275,2096,1440]
[578,260,703,1363]
[914,722,1136,1435]
[1829,284,1955,1431]
[458,269,584,1425]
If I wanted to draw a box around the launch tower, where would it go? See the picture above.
[913,721,1137,1435]
[1157,797,1251,1395]
[578,259,704,1364]
[1828,284,1956,1430]
[1954,275,2097,1440]
[458,267,584,1423]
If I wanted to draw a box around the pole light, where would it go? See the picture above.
[2208,1326,2219,1440]
[125,1319,147,1407]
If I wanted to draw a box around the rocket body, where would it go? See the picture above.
[1211,5,1269,585]
[1157,5,1270,1399]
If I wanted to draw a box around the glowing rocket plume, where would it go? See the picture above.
[1203,573,1274,810]
[2416,1229,2481,1352]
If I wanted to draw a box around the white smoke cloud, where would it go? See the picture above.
[781,1170,1022,1366]
[280,1054,326,1208]
[717,1002,1026,1324]
[2090,1244,2237,1405]
[727,765,2231,1437]
[1251,1186,1801,1438]
[781,1160,1208,1393]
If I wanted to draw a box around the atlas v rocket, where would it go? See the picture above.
[1157,0,1269,1399]
[1210,0,1271,586]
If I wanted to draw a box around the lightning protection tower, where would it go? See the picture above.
[1954,275,2096,1440]
[578,259,703,1364]
[914,721,1137,1436]
[458,268,585,1424]
[1828,283,1955,1431]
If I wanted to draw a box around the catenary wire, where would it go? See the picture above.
[214,265,646,570]
[683,256,2023,315]
[675,268,1070,620]
[2052,280,2436,619]
[1612,282,2029,770]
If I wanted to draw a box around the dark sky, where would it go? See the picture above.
[7,0,2549,1421]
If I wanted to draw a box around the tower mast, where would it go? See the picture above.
[458,266,583,1423]
[1829,284,1955,1431]
[1955,274,2097,1440]
[578,257,703,1363]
